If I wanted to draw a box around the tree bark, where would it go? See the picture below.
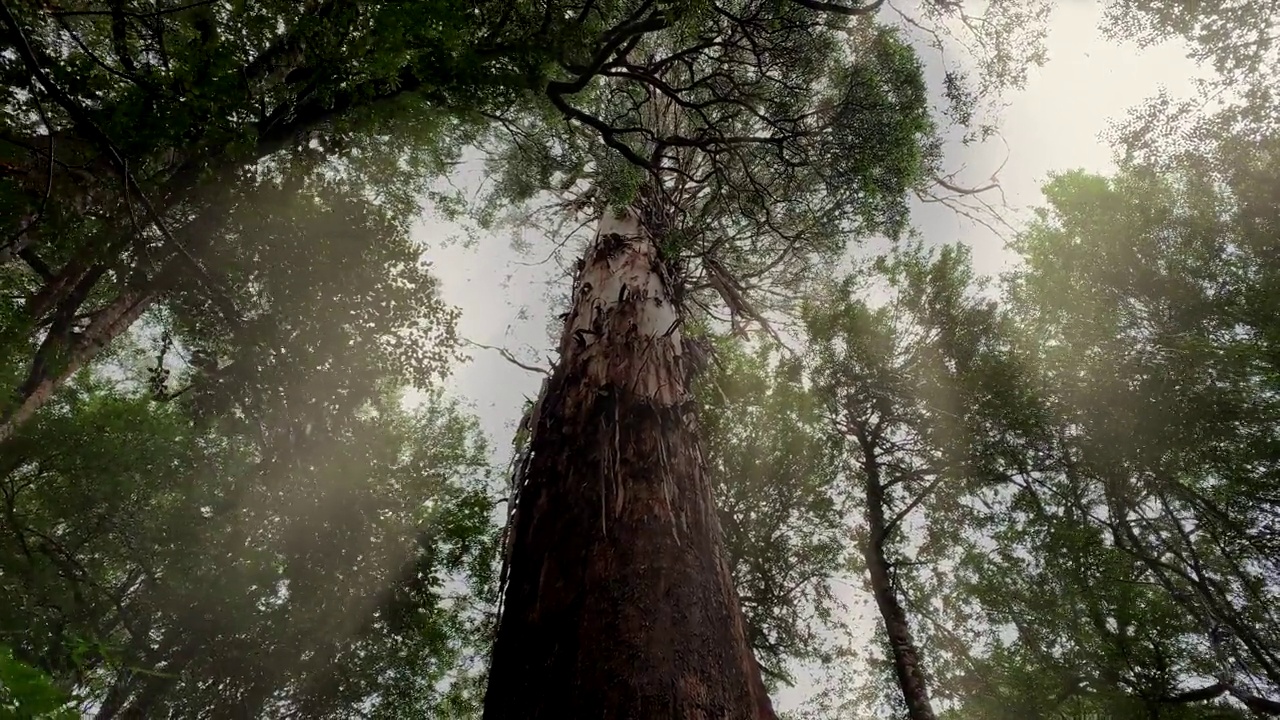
[483,209,776,720]
[0,282,161,444]
[855,425,937,720]
[0,195,229,442]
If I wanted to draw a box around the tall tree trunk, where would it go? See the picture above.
[855,426,937,720]
[483,210,776,720]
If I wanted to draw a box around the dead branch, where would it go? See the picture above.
[464,339,551,376]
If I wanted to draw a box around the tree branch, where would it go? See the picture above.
[550,3,669,94]
[546,91,655,169]
[2,0,241,323]
[48,0,219,19]
[1158,682,1280,715]
[787,0,884,16]
[464,339,550,376]
[883,471,947,537]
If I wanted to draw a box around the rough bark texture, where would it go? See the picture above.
[483,211,776,720]
[856,428,937,720]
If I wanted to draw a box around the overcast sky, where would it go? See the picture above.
[410,0,1209,711]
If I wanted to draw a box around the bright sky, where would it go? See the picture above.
[410,0,1208,711]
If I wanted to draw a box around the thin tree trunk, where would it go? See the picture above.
[0,215,38,268]
[24,250,100,324]
[0,196,227,443]
[0,283,161,443]
[855,425,937,720]
[483,209,776,720]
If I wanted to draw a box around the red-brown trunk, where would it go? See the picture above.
[483,211,776,719]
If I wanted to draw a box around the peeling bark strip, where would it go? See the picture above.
[483,210,776,720]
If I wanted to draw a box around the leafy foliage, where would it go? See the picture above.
[793,121,1280,717]
[1103,0,1278,85]
[698,338,850,689]
[0,130,499,716]
[0,0,588,440]
[475,0,942,340]
[0,374,498,718]
[0,644,76,719]
[993,155,1280,714]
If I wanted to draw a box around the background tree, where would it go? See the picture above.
[995,156,1280,714]
[1,381,497,719]
[0,166,503,718]
[793,120,1280,717]
[0,0,577,439]
[698,337,851,690]
[796,241,1045,720]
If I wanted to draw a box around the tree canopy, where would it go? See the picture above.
[3,0,1279,718]
[785,108,1280,719]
